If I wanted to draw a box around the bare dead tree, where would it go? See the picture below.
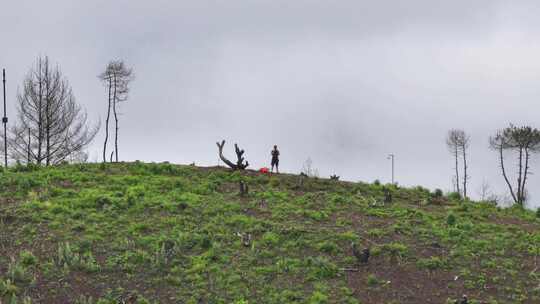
[216,140,249,170]
[446,129,469,198]
[477,179,492,201]
[239,180,249,196]
[490,124,540,206]
[490,131,517,204]
[447,130,461,195]
[99,61,133,163]
[459,131,470,198]
[99,65,113,163]
[8,56,99,165]
[302,157,319,177]
[65,150,89,164]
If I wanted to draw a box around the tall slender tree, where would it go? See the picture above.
[446,129,470,198]
[99,67,113,163]
[490,124,540,206]
[459,131,470,198]
[99,61,133,163]
[447,130,461,195]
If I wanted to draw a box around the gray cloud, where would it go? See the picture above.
[2,0,540,207]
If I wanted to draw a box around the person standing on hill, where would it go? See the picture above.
[271,145,280,173]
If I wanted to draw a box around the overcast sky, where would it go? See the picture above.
[2,1,540,207]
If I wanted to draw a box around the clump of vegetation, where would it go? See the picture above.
[55,242,100,273]
[7,260,34,284]
[447,192,462,201]
[366,274,379,286]
[0,279,21,303]
[432,188,443,198]
[417,256,449,271]
[447,213,457,226]
[19,251,38,267]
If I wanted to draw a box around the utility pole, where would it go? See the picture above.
[2,69,7,168]
[387,153,395,184]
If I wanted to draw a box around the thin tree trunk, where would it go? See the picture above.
[499,143,518,204]
[517,147,523,205]
[45,104,50,165]
[112,74,119,163]
[27,128,31,163]
[520,146,530,206]
[37,59,43,165]
[103,78,112,163]
[45,62,50,166]
[454,147,460,195]
[462,145,467,199]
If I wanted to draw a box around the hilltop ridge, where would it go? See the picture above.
[1,162,539,303]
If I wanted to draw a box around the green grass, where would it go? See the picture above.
[0,162,539,303]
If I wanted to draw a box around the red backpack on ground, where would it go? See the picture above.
[259,167,269,174]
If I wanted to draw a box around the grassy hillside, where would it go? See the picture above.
[0,162,539,304]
